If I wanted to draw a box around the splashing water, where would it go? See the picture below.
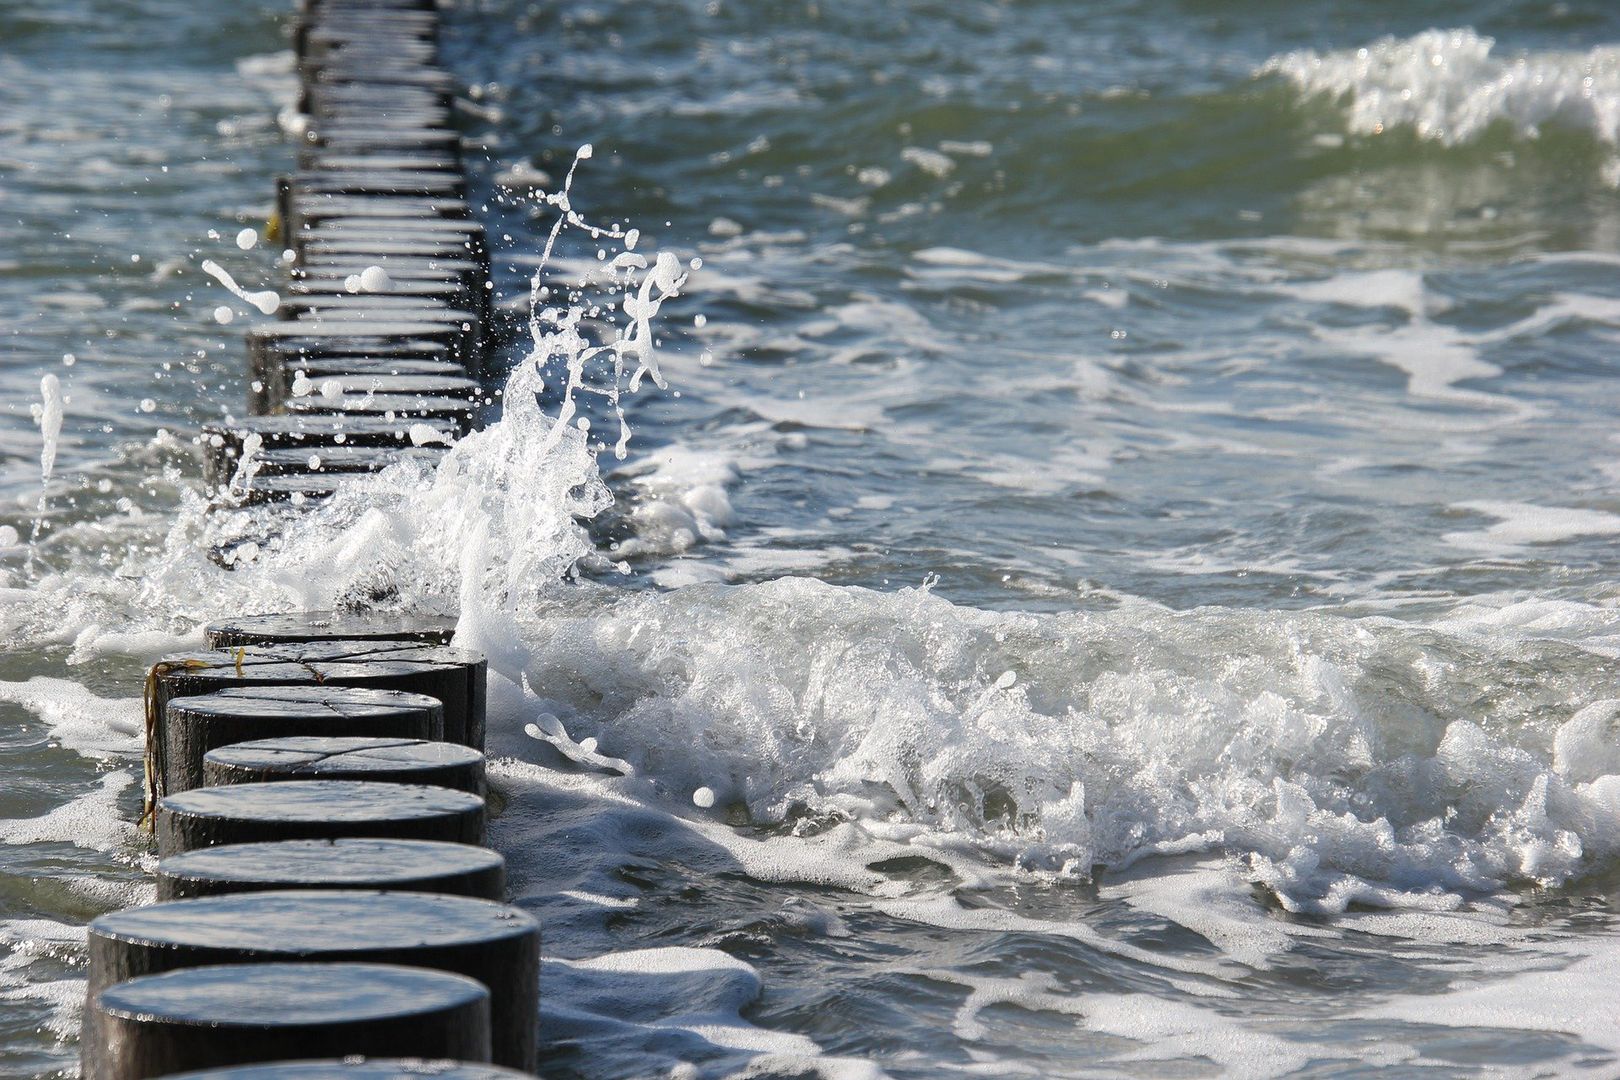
[199,258,280,316]
[523,145,690,459]
[27,373,66,555]
[34,374,63,485]
[133,146,684,622]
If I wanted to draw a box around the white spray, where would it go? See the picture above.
[200,259,280,316]
[523,144,690,459]
[35,374,63,484]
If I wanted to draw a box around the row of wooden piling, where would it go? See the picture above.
[81,0,538,1076]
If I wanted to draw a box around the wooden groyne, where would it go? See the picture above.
[81,0,539,1076]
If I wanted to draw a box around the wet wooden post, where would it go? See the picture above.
[155,780,487,853]
[151,641,487,753]
[156,838,505,900]
[83,963,492,1080]
[156,686,444,795]
[203,736,486,794]
[88,892,541,1069]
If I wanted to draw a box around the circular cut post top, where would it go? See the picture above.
[299,375,481,397]
[163,1059,531,1080]
[83,962,492,1079]
[161,780,481,822]
[204,611,457,648]
[156,780,485,856]
[168,684,444,720]
[155,640,484,685]
[203,737,484,793]
[153,639,485,748]
[95,962,488,1027]
[89,890,539,979]
[249,319,462,342]
[203,412,454,444]
[228,473,343,504]
[290,358,467,376]
[252,445,448,476]
[283,393,475,421]
[156,838,504,900]
[200,415,461,489]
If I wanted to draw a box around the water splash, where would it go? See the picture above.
[523,145,690,459]
[119,146,689,622]
[27,373,65,553]
[200,258,279,316]
[34,374,63,484]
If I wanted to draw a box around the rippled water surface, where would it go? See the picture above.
[7,0,1620,1076]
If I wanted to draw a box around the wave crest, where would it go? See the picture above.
[1262,27,1620,152]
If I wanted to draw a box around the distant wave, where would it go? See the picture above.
[1261,28,1620,153]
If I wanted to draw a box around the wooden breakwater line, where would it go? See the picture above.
[81,1,541,1077]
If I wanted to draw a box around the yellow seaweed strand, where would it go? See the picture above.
[139,658,209,831]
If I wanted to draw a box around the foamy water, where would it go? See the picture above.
[9,1,1620,1077]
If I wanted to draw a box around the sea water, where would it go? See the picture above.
[7,0,1620,1076]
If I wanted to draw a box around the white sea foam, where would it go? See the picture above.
[611,445,737,560]
[1084,994,1416,1076]
[0,919,91,1043]
[453,575,1620,916]
[1263,28,1620,160]
[541,947,858,1075]
[1355,937,1620,1055]
[1443,500,1620,554]
[0,678,142,760]
[0,771,137,850]
[17,411,1620,923]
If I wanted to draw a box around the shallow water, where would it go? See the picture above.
[7,0,1620,1076]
